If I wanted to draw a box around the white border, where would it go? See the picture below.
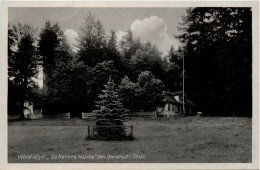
[1,1,259,170]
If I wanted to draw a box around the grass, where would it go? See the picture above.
[8,116,252,163]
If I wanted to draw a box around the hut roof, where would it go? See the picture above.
[163,91,197,107]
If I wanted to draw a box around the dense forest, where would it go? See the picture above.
[8,8,252,119]
[178,8,252,116]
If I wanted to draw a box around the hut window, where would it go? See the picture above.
[172,105,175,112]
[167,104,171,111]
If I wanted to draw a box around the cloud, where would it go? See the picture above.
[116,16,179,57]
[64,29,79,52]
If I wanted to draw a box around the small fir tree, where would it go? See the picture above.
[95,77,129,140]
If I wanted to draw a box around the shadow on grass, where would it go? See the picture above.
[8,118,32,122]
[85,135,135,141]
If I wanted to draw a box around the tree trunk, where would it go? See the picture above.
[20,79,28,120]
[19,99,25,120]
[70,109,81,118]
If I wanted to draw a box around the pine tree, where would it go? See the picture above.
[8,24,38,119]
[78,12,107,67]
[95,77,129,140]
[177,8,252,116]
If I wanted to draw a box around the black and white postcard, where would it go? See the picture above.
[1,1,259,170]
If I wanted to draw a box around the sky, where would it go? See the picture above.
[8,7,187,87]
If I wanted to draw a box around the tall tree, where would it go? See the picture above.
[105,30,119,61]
[8,24,38,119]
[104,30,129,79]
[177,8,252,116]
[78,13,106,67]
[8,24,18,78]
[163,46,183,92]
[38,21,73,115]
[38,21,59,78]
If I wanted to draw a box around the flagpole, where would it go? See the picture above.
[183,50,185,116]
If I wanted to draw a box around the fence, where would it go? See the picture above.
[129,111,156,117]
[82,112,95,119]
[87,125,133,140]
[83,112,156,119]
[44,112,70,119]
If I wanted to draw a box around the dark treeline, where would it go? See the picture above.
[8,13,180,118]
[8,8,252,118]
[178,8,252,116]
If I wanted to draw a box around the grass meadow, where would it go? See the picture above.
[8,116,251,163]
